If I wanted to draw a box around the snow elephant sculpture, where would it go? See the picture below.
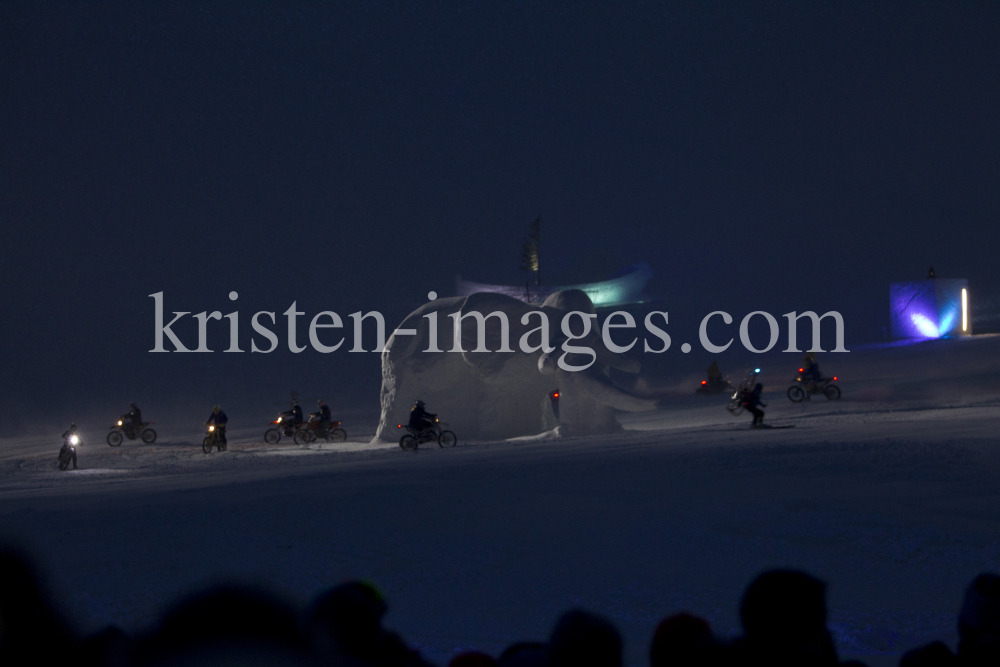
[373,289,657,442]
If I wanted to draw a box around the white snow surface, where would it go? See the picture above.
[3,336,1000,666]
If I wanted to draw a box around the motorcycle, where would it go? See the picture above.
[107,419,157,446]
[292,415,347,445]
[397,417,457,451]
[263,412,306,444]
[787,372,841,402]
[202,423,227,454]
[58,434,79,470]
[727,368,761,415]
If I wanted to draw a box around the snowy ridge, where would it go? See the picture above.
[1,336,1000,665]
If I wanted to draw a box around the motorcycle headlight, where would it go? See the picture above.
[209,425,215,431]
[70,435,79,445]
[277,417,282,423]
[117,420,122,426]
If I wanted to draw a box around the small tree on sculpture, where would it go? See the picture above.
[519,216,541,287]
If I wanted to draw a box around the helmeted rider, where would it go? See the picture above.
[706,361,726,391]
[62,423,80,442]
[409,400,436,433]
[742,383,766,427]
[60,424,80,469]
[207,405,228,444]
[318,399,331,423]
[121,402,142,437]
[282,399,304,426]
[311,399,332,435]
[124,403,142,425]
[802,352,822,391]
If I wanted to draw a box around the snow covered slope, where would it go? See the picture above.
[2,335,1000,666]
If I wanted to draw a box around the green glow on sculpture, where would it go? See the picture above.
[456,261,653,307]
[585,286,626,307]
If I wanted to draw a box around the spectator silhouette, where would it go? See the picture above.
[899,640,956,666]
[449,650,497,667]
[548,609,622,667]
[728,569,839,667]
[957,573,1000,666]
[497,641,547,667]
[14,551,1000,667]
[142,585,307,666]
[306,580,432,667]
[649,613,720,667]
[78,625,131,667]
[0,549,75,666]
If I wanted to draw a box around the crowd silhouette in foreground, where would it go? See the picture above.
[0,549,997,667]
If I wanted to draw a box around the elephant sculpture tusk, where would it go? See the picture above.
[574,369,658,413]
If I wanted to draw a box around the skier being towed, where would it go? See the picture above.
[742,382,767,428]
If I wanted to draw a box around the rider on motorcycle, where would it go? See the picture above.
[706,361,729,391]
[281,399,304,426]
[409,400,436,434]
[802,352,823,391]
[310,398,331,433]
[742,383,766,428]
[121,402,142,437]
[207,405,228,444]
[123,403,142,424]
[60,424,80,469]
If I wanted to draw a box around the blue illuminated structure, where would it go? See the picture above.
[890,278,970,339]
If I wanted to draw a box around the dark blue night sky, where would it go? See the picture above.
[1,2,998,427]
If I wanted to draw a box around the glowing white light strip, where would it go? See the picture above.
[962,288,968,332]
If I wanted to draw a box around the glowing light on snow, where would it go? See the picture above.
[910,313,939,338]
[938,310,956,335]
[962,288,968,332]
[890,279,969,340]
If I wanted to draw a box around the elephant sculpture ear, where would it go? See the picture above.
[387,296,464,361]
[542,289,642,374]
[595,346,641,374]
[457,292,538,380]
[541,289,596,315]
